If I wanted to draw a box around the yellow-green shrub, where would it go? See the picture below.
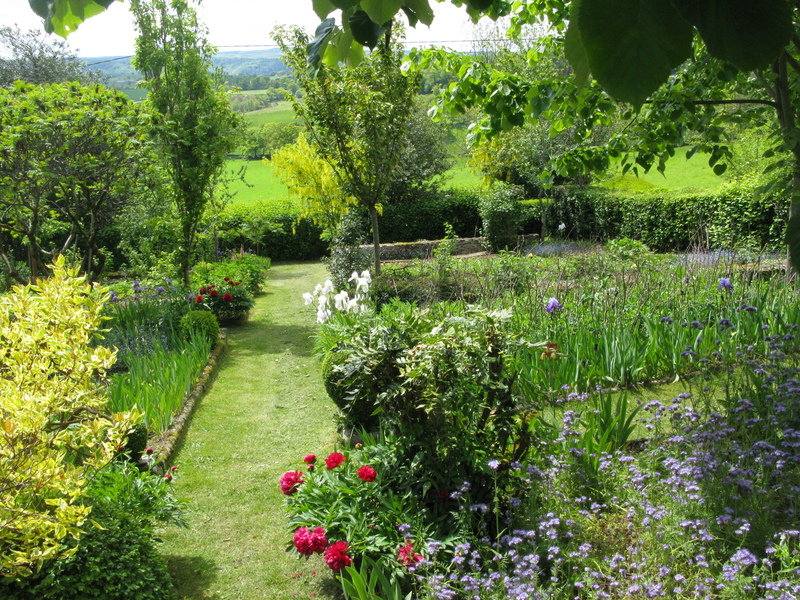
[0,256,137,579]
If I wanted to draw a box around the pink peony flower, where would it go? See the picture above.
[324,541,352,572]
[325,452,345,470]
[280,470,304,495]
[398,541,423,568]
[357,465,377,482]
[303,454,316,464]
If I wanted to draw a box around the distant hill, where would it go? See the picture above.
[81,47,289,92]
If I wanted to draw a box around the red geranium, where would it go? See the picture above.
[325,452,346,470]
[357,465,377,482]
[324,541,352,572]
[303,454,316,464]
[293,526,328,556]
[398,541,423,568]
[279,470,304,495]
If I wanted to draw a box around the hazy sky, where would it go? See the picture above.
[3,0,482,57]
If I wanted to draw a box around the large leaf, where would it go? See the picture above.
[578,0,693,108]
[312,0,338,20]
[787,213,800,275]
[405,0,435,25]
[31,0,117,35]
[331,0,362,8]
[672,0,792,71]
[307,18,337,72]
[348,10,387,48]
[361,0,403,25]
[564,0,589,88]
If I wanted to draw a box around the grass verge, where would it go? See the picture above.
[158,261,340,600]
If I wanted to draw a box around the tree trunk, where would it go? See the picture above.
[369,205,381,276]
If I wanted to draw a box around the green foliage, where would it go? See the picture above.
[179,310,220,346]
[326,210,373,290]
[545,180,788,252]
[0,25,105,86]
[276,24,420,274]
[190,254,271,296]
[192,279,254,323]
[0,80,150,283]
[131,0,242,284]
[238,121,302,159]
[0,256,137,579]
[379,187,482,243]
[479,184,525,252]
[215,201,327,261]
[5,462,183,600]
[321,349,378,429]
[339,556,408,600]
[123,421,150,464]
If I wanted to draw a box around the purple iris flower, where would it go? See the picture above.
[718,277,733,291]
[545,297,563,313]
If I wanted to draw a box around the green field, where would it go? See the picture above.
[242,100,298,127]
[599,146,728,191]
[225,159,295,207]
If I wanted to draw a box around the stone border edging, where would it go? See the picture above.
[145,329,228,473]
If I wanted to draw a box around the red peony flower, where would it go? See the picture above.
[280,470,304,495]
[357,465,377,482]
[294,526,328,556]
[397,541,423,568]
[199,287,207,294]
[325,452,345,470]
[210,289,219,298]
[324,541,352,572]
[224,276,230,281]
[303,454,316,464]
[195,295,203,303]
[222,293,233,303]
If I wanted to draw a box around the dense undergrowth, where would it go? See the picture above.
[286,243,800,600]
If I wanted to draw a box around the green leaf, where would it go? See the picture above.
[713,163,727,176]
[466,0,494,10]
[361,0,403,25]
[307,18,337,72]
[578,0,693,108]
[787,213,800,275]
[672,0,792,71]
[348,10,386,49]
[564,0,589,88]
[405,0,435,25]
[331,0,361,8]
[402,6,419,27]
[312,0,338,20]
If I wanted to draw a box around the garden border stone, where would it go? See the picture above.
[143,329,228,473]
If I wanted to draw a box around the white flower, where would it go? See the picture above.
[349,271,359,282]
[360,270,371,283]
[334,290,349,311]
[558,222,566,231]
[302,292,314,305]
[320,279,335,295]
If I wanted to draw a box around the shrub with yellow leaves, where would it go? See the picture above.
[0,256,138,580]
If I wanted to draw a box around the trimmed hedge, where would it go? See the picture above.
[211,201,327,261]
[379,188,482,243]
[205,179,787,261]
[541,179,788,251]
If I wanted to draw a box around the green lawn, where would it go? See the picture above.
[599,146,729,191]
[225,159,295,208]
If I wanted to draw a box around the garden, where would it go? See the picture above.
[3,0,800,599]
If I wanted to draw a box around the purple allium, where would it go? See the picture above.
[718,277,733,291]
[545,297,563,313]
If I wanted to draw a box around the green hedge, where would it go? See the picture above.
[378,188,482,243]
[541,179,788,251]
[211,201,327,261]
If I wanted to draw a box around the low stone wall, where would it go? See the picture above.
[145,329,228,473]
[363,234,540,261]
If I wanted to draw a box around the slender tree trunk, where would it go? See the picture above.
[369,205,381,276]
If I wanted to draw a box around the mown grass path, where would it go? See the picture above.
[159,261,341,600]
